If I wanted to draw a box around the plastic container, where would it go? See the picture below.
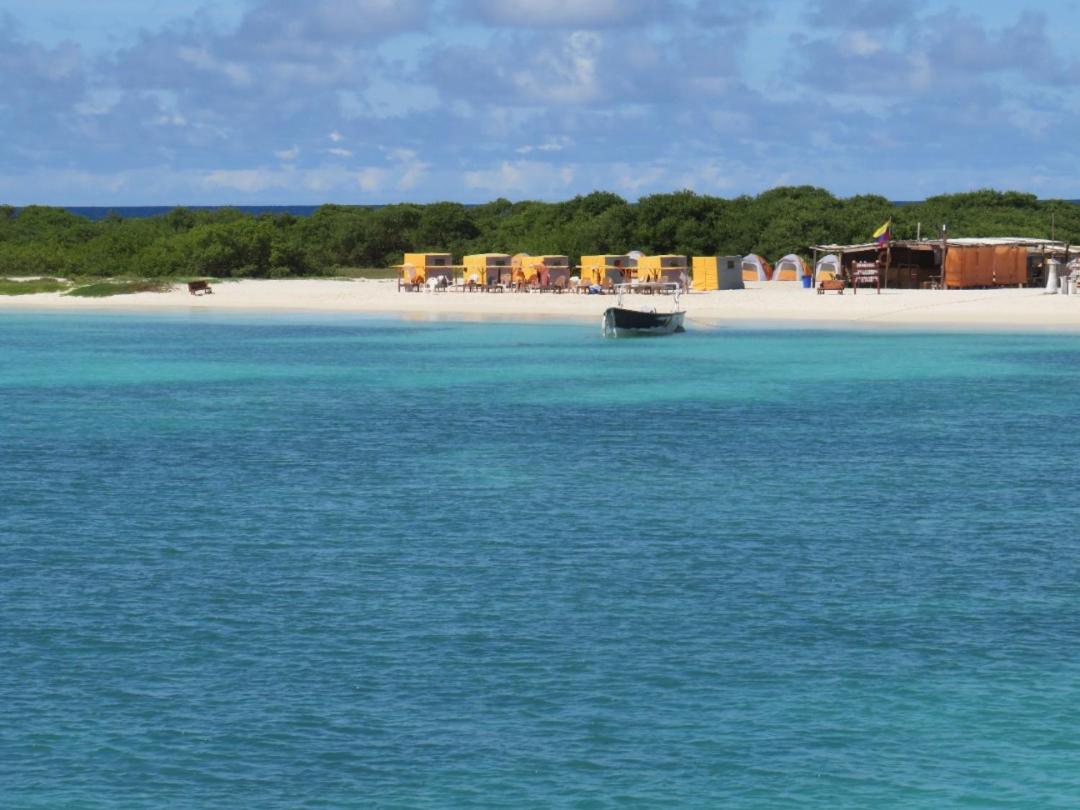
[801,276,812,289]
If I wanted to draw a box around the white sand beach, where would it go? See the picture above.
[3,278,1080,331]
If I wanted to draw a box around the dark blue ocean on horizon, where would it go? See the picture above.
[59,205,328,221]
[5,311,1080,807]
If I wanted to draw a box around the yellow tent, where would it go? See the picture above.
[637,255,688,284]
[400,253,452,287]
[580,255,629,286]
[522,255,570,286]
[463,253,511,286]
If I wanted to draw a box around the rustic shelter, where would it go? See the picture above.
[810,237,1066,289]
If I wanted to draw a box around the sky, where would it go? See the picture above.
[2,0,1080,205]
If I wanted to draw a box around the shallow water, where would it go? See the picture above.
[4,311,1080,807]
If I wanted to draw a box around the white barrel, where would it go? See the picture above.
[1046,259,1061,293]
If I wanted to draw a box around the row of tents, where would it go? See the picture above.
[742,254,842,284]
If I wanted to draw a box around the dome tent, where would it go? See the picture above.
[814,253,841,284]
[772,253,810,283]
[741,254,772,281]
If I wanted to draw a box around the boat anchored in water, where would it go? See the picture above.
[601,290,686,337]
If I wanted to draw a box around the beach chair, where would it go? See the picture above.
[426,267,453,291]
[399,264,425,291]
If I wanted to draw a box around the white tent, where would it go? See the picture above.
[772,253,810,283]
[741,254,771,281]
[814,253,841,284]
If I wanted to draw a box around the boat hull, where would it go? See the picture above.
[602,307,685,337]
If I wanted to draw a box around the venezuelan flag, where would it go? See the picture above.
[873,220,891,245]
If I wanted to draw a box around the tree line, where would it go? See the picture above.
[1,187,1077,279]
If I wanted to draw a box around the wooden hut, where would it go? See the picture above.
[811,237,1061,289]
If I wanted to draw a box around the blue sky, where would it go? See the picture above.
[3,0,1080,204]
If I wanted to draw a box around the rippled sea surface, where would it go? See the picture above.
[5,311,1080,808]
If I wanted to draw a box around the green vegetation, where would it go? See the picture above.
[0,277,70,295]
[65,280,174,297]
[1,189,1077,281]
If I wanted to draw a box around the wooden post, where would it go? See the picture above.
[885,241,891,290]
[940,224,948,290]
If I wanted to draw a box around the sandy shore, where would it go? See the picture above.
[3,279,1080,331]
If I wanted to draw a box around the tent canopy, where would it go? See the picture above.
[773,253,809,282]
[814,253,840,282]
[741,254,772,281]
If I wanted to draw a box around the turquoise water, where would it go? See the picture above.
[4,311,1080,808]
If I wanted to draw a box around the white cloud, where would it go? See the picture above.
[328,147,353,157]
[463,0,667,28]
[357,167,387,191]
[613,163,667,194]
[152,113,188,127]
[847,31,882,56]
[202,168,276,192]
[516,136,571,154]
[464,160,574,193]
[275,145,300,160]
[176,46,253,87]
[239,0,429,43]
[74,89,122,116]
[509,31,602,103]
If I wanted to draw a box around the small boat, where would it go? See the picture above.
[601,291,685,337]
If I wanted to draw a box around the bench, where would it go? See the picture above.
[817,279,846,294]
[187,280,212,295]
